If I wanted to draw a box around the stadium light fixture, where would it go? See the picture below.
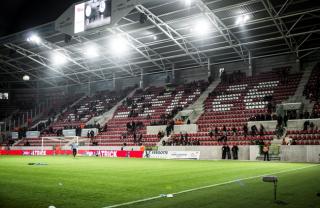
[85,45,99,58]
[26,34,41,44]
[22,75,30,81]
[235,14,250,26]
[184,0,192,7]
[111,35,128,56]
[52,52,67,66]
[153,35,158,41]
[193,19,211,36]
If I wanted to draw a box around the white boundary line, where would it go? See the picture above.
[103,164,319,208]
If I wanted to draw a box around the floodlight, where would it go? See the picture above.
[52,52,67,65]
[235,14,250,26]
[23,75,30,81]
[27,34,41,44]
[111,36,128,55]
[153,35,158,41]
[194,19,210,36]
[85,45,99,58]
[184,0,192,7]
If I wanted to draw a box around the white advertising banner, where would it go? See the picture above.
[144,151,200,160]
[74,3,85,33]
[167,151,200,160]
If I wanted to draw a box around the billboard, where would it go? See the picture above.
[74,0,112,34]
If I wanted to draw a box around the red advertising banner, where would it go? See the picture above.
[0,150,143,158]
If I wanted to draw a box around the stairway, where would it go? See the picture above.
[86,88,138,127]
[157,135,171,146]
[175,79,221,123]
[285,62,317,113]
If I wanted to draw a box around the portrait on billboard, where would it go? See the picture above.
[75,0,111,34]
[84,0,111,30]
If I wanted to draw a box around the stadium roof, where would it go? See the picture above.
[0,0,319,89]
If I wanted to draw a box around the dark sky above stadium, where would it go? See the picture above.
[0,0,78,37]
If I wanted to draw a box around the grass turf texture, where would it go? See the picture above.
[0,156,319,208]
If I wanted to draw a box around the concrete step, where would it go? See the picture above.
[174,79,220,124]
[86,88,138,126]
[285,62,316,113]
[157,135,170,146]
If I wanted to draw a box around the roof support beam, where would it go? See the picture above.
[41,41,107,80]
[0,55,57,87]
[196,0,250,62]
[261,0,295,52]
[75,35,135,76]
[275,0,293,17]
[115,27,173,71]
[299,48,319,59]
[135,4,207,65]
[4,43,81,84]
[286,14,304,36]
[296,32,313,51]
[108,28,167,71]
[0,65,34,88]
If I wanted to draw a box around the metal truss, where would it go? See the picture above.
[1,0,320,86]
[135,4,207,65]
[4,43,81,84]
[114,27,173,71]
[41,41,107,80]
[0,55,58,87]
[195,0,250,62]
[0,63,34,88]
[74,35,136,77]
[108,28,167,72]
[261,0,295,52]
[275,0,293,17]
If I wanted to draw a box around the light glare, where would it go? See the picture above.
[194,19,210,36]
[23,75,30,81]
[235,14,250,26]
[184,0,192,7]
[52,52,67,65]
[85,45,99,58]
[27,34,41,44]
[111,36,128,55]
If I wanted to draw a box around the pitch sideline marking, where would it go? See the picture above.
[103,164,319,208]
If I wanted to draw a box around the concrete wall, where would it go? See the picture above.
[158,146,250,160]
[175,66,209,84]
[213,61,249,77]
[254,54,299,74]
[248,118,320,131]
[116,76,140,90]
[9,145,320,163]
[158,145,319,162]
[146,124,198,135]
[280,145,320,163]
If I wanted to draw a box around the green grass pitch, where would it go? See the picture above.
[0,156,319,208]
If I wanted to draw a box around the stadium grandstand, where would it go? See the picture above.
[0,0,319,208]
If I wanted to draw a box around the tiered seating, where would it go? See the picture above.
[51,89,130,130]
[172,132,274,146]
[0,102,16,122]
[303,64,320,117]
[96,81,208,146]
[193,71,302,145]
[286,130,320,145]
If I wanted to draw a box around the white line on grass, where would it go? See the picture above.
[103,164,319,208]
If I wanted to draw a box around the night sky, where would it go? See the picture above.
[0,0,78,37]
